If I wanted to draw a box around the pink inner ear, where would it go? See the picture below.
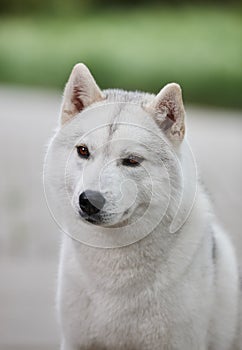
[72,86,84,112]
[167,110,176,122]
[158,100,176,122]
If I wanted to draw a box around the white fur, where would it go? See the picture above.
[45,64,240,349]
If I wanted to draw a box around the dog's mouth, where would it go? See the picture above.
[78,210,103,225]
[78,208,131,227]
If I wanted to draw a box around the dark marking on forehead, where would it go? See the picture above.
[104,104,125,158]
[108,104,124,137]
[212,231,216,263]
[109,120,119,135]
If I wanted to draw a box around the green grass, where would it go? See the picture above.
[0,6,241,108]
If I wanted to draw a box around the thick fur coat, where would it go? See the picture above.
[44,64,240,350]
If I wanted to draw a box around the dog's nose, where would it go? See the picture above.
[79,190,105,216]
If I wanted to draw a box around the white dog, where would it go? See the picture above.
[45,63,240,349]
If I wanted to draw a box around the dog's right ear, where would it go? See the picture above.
[60,63,105,125]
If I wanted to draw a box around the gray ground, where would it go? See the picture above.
[0,86,241,350]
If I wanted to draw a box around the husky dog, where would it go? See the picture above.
[46,64,240,350]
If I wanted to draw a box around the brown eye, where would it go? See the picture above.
[77,145,90,159]
[122,156,143,167]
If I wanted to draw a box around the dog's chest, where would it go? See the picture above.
[79,288,172,350]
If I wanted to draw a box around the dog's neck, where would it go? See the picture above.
[62,189,208,296]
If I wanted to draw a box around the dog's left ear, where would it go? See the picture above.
[144,83,185,143]
[60,63,105,125]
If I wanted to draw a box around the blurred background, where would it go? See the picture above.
[0,1,241,349]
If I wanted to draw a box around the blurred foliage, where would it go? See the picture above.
[0,5,241,108]
[0,0,241,15]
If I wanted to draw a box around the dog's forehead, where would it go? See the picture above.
[109,105,162,150]
[80,102,157,146]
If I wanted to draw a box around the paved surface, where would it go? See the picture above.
[0,86,241,350]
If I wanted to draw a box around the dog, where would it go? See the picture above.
[44,63,240,349]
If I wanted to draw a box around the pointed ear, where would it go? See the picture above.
[60,63,105,125]
[144,83,186,143]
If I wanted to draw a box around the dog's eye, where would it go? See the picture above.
[122,156,143,167]
[76,145,90,159]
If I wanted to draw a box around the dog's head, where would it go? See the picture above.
[50,63,187,230]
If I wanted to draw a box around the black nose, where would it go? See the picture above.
[79,190,105,216]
